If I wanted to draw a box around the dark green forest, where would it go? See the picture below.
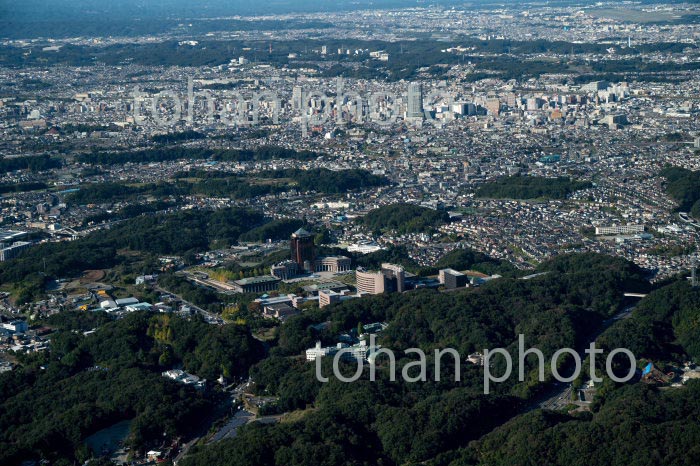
[81,201,177,226]
[475,175,592,200]
[596,280,700,364]
[1,37,694,81]
[66,179,286,204]
[181,253,652,466]
[182,258,700,466]
[239,218,305,242]
[0,154,60,174]
[0,311,263,466]
[4,252,700,466]
[75,146,323,166]
[440,381,700,466]
[433,279,700,466]
[151,130,206,144]
[359,203,450,234]
[0,182,48,194]
[67,168,386,205]
[661,166,700,216]
[258,168,389,194]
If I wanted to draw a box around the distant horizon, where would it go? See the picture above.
[1,0,691,41]
[3,0,477,22]
[2,0,688,22]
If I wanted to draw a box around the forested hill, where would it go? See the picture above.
[1,252,681,466]
[359,203,451,234]
[475,175,592,200]
[438,278,700,466]
[661,166,700,216]
[442,381,700,466]
[75,146,323,166]
[0,311,264,465]
[597,280,700,366]
[180,253,649,466]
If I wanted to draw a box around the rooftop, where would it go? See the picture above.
[234,276,281,285]
[292,227,313,238]
[0,230,27,242]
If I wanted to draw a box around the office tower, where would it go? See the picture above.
[381,263,405,293]
[355,263,405,295]
[438,269,468,290]
[292,86,304,111]
[406,82,424,121]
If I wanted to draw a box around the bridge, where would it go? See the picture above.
[623,292,648,298]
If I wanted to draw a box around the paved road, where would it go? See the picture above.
[208,409,255,443]
[528,304,636,411]
[536,385,573,411]
[154,285,224,325]
[173,437,199,465]
[173,381,251,464]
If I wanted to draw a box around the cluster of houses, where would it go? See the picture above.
[0,319,49,353]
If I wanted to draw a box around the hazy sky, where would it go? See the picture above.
[2,0,472,21]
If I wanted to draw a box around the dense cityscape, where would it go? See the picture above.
[1,1,700,466]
